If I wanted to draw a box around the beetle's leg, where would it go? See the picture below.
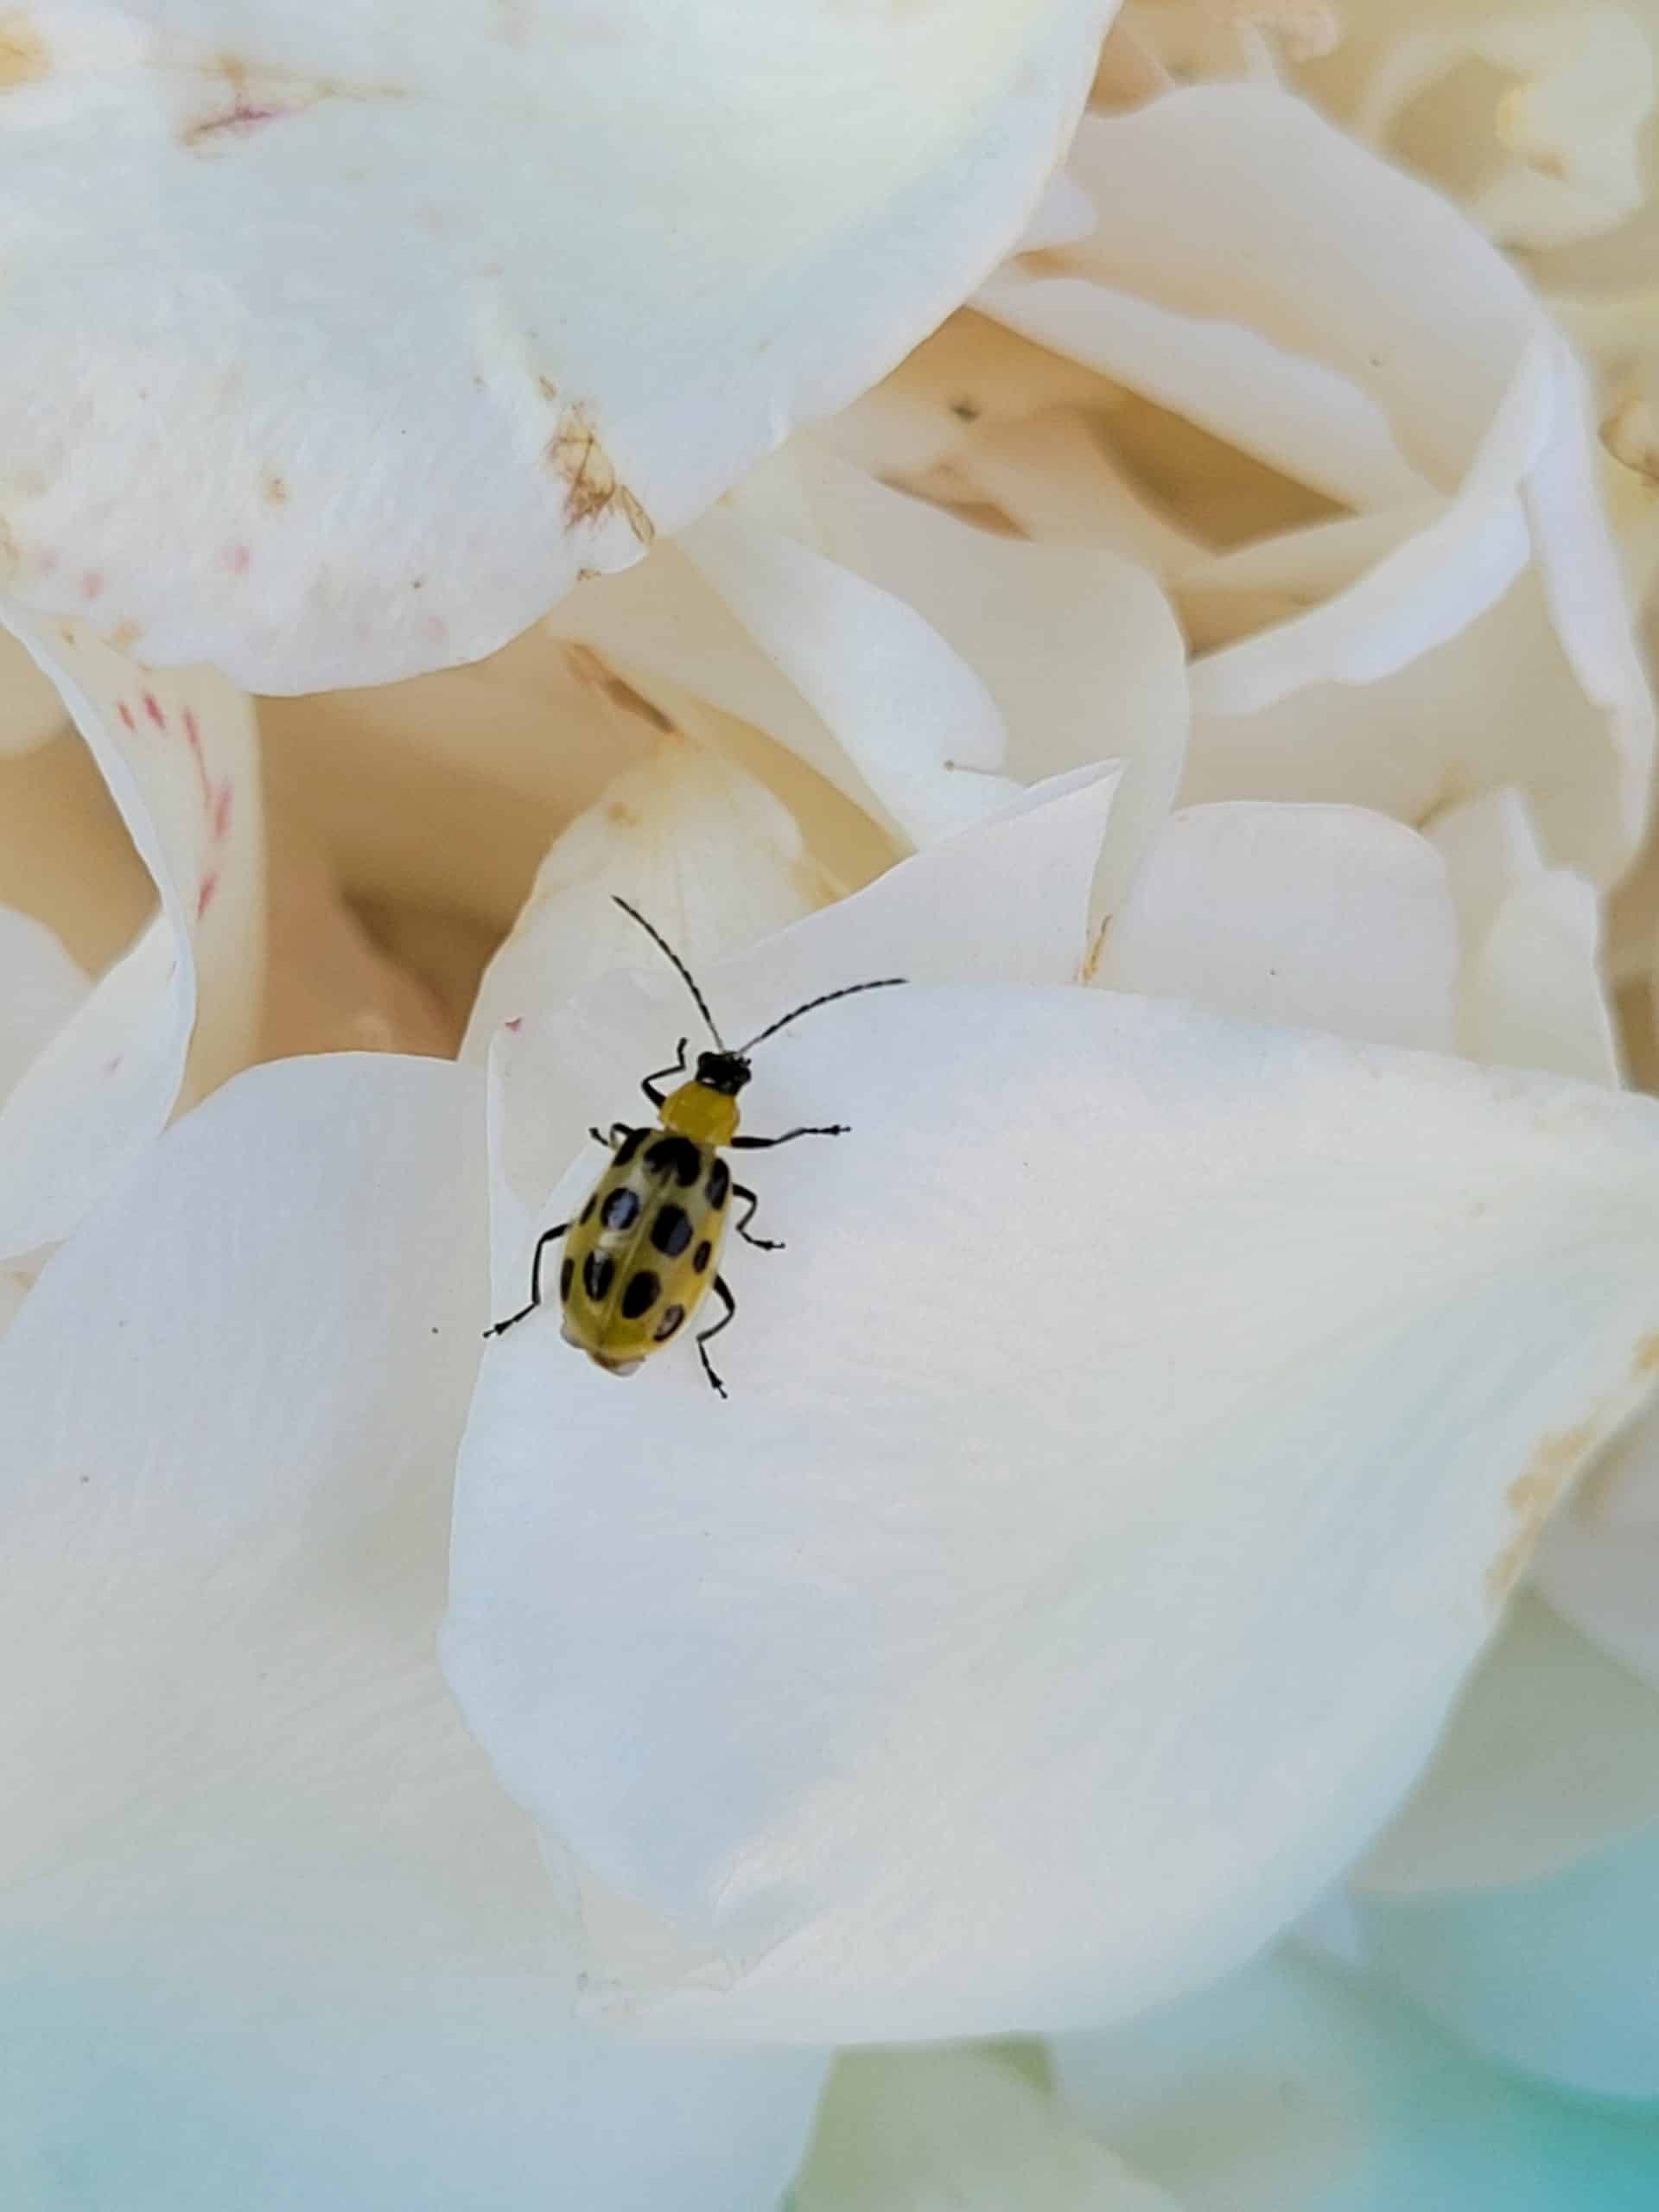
[588,1123,632,1148]
[695,1275,736,1399]
[641,1037,690,1109]
[729,1123,848,1150]
[730,1181,783,1250]
[484,1223,569,1338]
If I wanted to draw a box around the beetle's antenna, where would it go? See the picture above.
[739,976,906,1054]
[612,897,727,1048]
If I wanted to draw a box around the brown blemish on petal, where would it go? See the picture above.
[607,800,641,829]
[262,470,289,507]
[1487,1421,1598,1601]
[546,405,654,545]
[614,484,655,548]
[562,643,674,734]
[1632,1332,1659,1377]
[107,620,143,652]
[1078,916,1110,986]
[0,16,48,91]
[182,52,404,155]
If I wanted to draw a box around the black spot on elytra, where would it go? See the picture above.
[705,1157,729,1209]
[613,1128,646,1166]
[559,1256,574,1301]
[645,1134,702,1186]
[601,1185,641,1232]
[621,1269,660,1320]
[653,1302,686,1341]
[651,1204,692,1258]
[582,1250,614,1302]
[692,1239,712,1274]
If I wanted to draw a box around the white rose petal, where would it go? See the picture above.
[444,801,1659,2042]
[0,0,1115,688]
[0,613,261,1259]
[794,2049,1178,2212]
[0,1052,824,2207]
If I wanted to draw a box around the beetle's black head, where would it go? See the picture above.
[695,1049,752,1097]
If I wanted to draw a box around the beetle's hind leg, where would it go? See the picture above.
[484,1222,569,1338]
[731,1181,783,1251]
[588,1122,632,1148]
[696,1275,736,1398]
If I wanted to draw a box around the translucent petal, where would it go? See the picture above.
[0,628,69,755]
[0,906,86,1100]
[0,0,1115,687]
[1353,1593,1659,1895]
[1056,1946,1659,2212]
[447,844,1659,2038]
[794,2049,1178,2212]
[1535,1389,1659,1692]
[0,613,262,1257]
[1093,801,1459,1052]
[0,1052,823,2207]
[1429,787,1620,1081]
[1342,1813,1659,2101]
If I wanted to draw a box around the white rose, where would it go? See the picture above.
[3,9,1658,2205]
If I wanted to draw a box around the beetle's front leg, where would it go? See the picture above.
[641,1038,690,1109]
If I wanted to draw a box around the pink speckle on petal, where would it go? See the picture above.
[79,570,104,601]
[183,708,200,747]
[103,1053,124,1077]
[423,614,448,644]
[143,691,165,728]
[211,779,234,842]
[220,543,251,576]
[504,1016,524,1033]
[117,700,136,730]
[195,870,219,921]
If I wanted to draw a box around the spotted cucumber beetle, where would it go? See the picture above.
[486,898,906,1396]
